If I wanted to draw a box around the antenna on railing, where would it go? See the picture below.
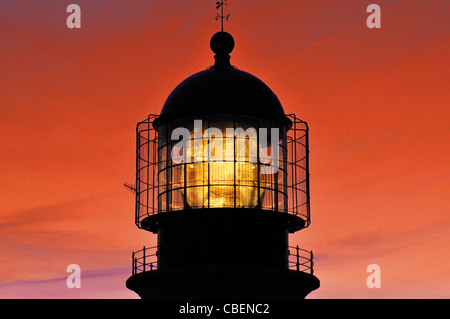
[124,182,136,194]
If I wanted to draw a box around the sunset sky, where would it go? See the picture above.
[0,0,448,298]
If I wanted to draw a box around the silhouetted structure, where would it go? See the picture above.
[126,32,319,299]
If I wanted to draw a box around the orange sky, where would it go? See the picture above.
[0,0,448,298]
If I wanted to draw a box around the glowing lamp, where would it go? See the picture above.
[127,31,319,300]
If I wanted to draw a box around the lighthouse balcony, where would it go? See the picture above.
[131,245,314,276]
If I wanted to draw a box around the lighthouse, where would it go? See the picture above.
[126,31,320,299]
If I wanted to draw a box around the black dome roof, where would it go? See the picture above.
[154,32,289,128]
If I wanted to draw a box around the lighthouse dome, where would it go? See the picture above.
[154,32,289,128]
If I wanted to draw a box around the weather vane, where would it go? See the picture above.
[215,0,230,32]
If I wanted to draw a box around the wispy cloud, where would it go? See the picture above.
[317,219,450,263]
[0,268,137,299]
[0,197,148,285]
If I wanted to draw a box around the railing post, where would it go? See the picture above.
[310,250,314,275]
[296,245,300,271]
[142,246,146,272]
[132,252,135,275]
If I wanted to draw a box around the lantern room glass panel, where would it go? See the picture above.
[135,114,310,227]
[157,116,287,211]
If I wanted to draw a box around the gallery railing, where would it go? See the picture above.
[131,245,314,275]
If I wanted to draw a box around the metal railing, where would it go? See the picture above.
[287,245,314,275]
[131,245,314,275]
[132,246,158,275]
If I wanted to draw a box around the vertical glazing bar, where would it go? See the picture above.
[183,122,187,210]
[257,118,261,207]
[207,118,211,209]
[166,125,170,212]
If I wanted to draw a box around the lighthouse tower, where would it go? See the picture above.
[126,31,319,299]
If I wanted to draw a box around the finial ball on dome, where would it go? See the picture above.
[210,31,235,55]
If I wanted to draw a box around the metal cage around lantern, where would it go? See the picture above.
[135,114,310,229]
